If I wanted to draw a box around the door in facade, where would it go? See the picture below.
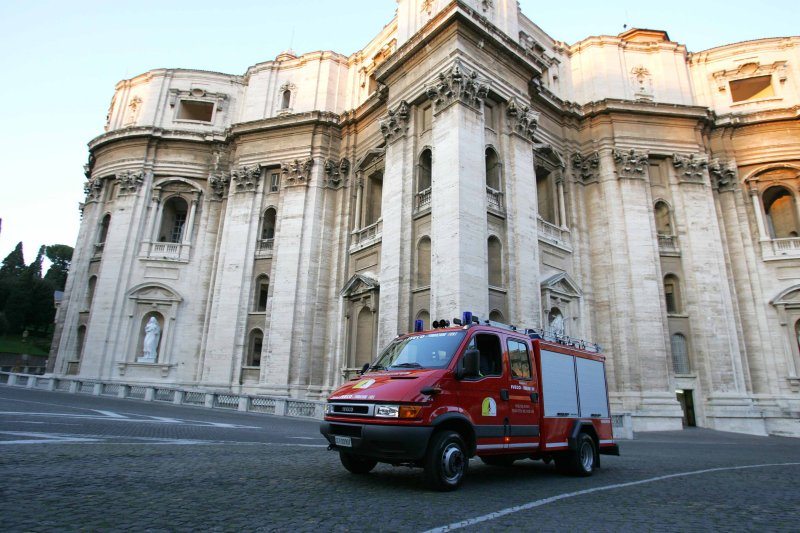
[676,389,697,427]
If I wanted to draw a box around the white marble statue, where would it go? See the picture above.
[139,317,161,362]
[549,312,565,337]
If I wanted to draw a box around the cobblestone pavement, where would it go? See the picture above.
[2,387,799,532]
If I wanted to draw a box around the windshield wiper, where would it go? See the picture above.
[391,362,423,368]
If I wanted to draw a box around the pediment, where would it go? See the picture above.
[772,285,800,307]
[128,283,182,303]
[355,149,385,174]
[340,274,379,298]
[541,272,582,299]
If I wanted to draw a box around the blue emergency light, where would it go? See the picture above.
[462,311,472,326]
[414,319,424,332]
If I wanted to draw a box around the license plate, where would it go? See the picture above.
[334,436,352,447]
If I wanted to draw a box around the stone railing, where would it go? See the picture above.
[537,217,571,250]
[486,187,505,215]
[611,412,634,440]
[763,237,800,260]
[414,187,431,214]
[0,372,325,420]
[657,234,679,254]
[350,219,382,252]
[145,242,190,261]
[255,238,274,258]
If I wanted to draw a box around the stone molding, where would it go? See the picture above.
[324,158,350,189]
[709,159,738,192]
[712,60,788,93]
[613,149,649,180]
[572,152,600,184]
[379,101,410,143]
[425,60,489,114]
[83,177,105,202]
[168,88,229,113]
[208,173,230,201]
[231,164,263,194]
[673,153,709,184]
[282,158,314,187]
[506,98,540,142]
[116,170,145,196]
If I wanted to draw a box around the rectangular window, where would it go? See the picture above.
[729,75,774,102]
[170,213,186,243]
[422,105,432,132]
[270,172,280,192]
[508,339,532,380]
[176,100,214,122]
[484,104,495,130]
[467,334,502,377]
[664,283,676,314]
[257,284,269,312]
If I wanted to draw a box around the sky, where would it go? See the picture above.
[0,0,797,265]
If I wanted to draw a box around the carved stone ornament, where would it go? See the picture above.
[613,149,649,179]
[673,153,709,184]
[506,98,540,141]
[84,153,96,179]
[324,158,350,188]
[379,101,411,143]
[630,66,654,101]
[425,60,490,113]
[231,164,263,193]
[208,173,230,200]
[709,159,738,192]
[481,0,494,12]
[83,177,104,202]
[571,152,600,183]
[116,170,145,195]
[421,0,434,15]
[282,158,314,187]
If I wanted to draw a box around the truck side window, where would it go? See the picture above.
[466,334,502,377]
[508,339,532,379]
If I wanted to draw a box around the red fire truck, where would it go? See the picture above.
[320,313,619,490]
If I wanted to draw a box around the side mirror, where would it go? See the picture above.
[456,348,480,380]
[359,363,370,375]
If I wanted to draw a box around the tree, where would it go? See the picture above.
[44,244,73,291]
[28,245,45,279]
[0,242,25,279]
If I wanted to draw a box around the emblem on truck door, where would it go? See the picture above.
[352,379,375,389]
[481,397,497,416]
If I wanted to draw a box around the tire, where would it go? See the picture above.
[424,430,469,491]
[480,455,516,467]
[339,451,378,474]
[554,433,596,477]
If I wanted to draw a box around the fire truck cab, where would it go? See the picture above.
[320,314,619,490]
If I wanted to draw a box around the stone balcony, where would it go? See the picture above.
[414,187,431,216]
[762,237,800,260]
[350,219,382,253]
[142,241,191,262]
[658,234,680,255]
[537,217,571,251]
[255,238,274,258]
[486,187,505,216]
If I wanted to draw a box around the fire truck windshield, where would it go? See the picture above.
[372,331,467,371]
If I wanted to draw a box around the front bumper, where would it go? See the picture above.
[320,421,434,462]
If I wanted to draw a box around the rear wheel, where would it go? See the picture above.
[480,455,516,467]
[555,433,596,477]
[424,430,468,491]
[339,451,378,474]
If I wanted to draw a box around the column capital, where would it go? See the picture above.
[571,152,600,184]
[379,101,410,144]
[672,153,709,185]
[281,158,314,188]
[208,173,230,201]
[324,158,350,189]
[83,176,104,203]
[231,164,263,194]
[612,148,649,180]
[115,169,146,196]
[506,97,540,142]
[425,59,489,114]
[709,159,738,192]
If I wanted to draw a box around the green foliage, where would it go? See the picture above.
[0,335,50,356]
[0,241,59,335]
[0,242,25,279]
[44,244,73,291]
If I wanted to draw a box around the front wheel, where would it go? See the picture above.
[339,451,378,474]
[424,430,468,491]
[555,433,596,477]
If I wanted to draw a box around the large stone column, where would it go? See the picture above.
[503,98,541,328]
[376,101,415,348]
[428,61,490,320]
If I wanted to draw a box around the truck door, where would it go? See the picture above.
[456,332,508,453]
[506,337,541,452]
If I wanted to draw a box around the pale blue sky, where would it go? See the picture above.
[0,0,797,262]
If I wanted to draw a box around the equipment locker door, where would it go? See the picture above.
[505,337,541,452]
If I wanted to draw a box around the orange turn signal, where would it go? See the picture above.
[399,405,423,419]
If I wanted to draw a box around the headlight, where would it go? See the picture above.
[325,403,334,414]
[375,404,399,418]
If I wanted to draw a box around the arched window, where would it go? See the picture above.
[247,329,263,367]
[281,89,291,110]
[415,310,430,330]
[76,325,86,360]
[654,201,673,236]
[664,274,682,314]
[485,148,501,190]
[86,276,97,310]
[158,196,189,243]
[487,236,503,287]
[355,307,374,368]
[97,214,111,245]
[254,275,269,312]
[489,310,505,323]
[416,237,431,288]
[261,208,277,241]
[418,149,432,192]
[671,333,690,374]
[764,186,799,238]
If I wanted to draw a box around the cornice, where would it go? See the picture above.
[88,127,226,151]
[228,111,341,137]
[580,99,713,122]
[713,106,800,128]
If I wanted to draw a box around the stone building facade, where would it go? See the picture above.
[52,0,800,436]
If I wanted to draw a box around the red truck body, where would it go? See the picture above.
[320,322,619,490]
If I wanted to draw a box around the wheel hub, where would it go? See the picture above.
[441,443,465,482]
